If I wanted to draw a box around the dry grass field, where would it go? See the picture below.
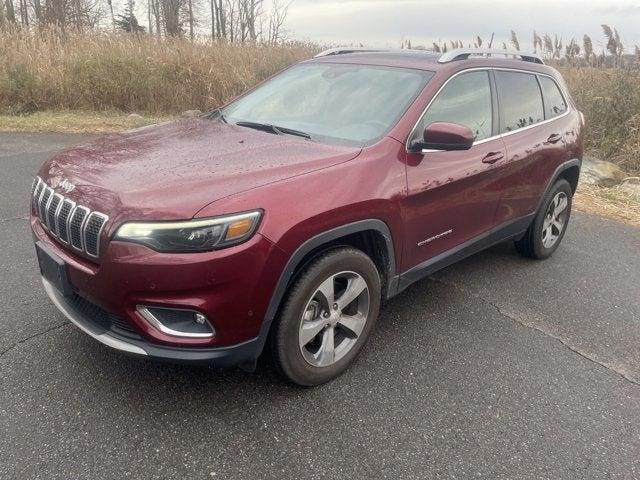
[0,28,638,178]
[0,28,315,115]
[562,68,640,175]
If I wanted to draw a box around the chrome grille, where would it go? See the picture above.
[84,213,108,256]
[39,186,52,221]
[69,206,89,250]
[47,194,62,232]
[32,177,109,258]
[56,199,75,244]
[33,180,44,209]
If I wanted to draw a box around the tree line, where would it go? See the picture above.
[0,0,291,43]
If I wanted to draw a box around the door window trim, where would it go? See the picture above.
[405,66,572,153]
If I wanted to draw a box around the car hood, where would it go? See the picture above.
[39,118,362,222]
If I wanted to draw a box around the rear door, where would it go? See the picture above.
[493,70,572,224]
[401,69,507,272]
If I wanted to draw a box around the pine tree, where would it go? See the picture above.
[114,4,145,32]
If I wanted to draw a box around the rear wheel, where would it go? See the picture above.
[515,178,572,259]
[270,248,381,386]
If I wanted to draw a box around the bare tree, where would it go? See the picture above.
[152,0,161,35]
[186,0,193,38]
[147,0,152,33]
[239,0,262,41]
[159,0,182,35]
[31,0,43,23]
[266,0,288,44]
[18,0,28,25]
[106,0,115,27]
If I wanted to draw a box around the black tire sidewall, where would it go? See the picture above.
[273,248,381,386]
[531,179,573,259]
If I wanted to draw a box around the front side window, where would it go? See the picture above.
[538,76,568,119]
[495,71,544,133]
[222,64,433,146]
[411,70,493,143]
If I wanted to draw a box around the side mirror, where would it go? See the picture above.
[409,121,475,152]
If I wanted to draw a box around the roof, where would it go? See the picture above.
[309,50,442,71]
[307,48,551,75]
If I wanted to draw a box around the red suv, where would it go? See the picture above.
[31,48,583,385]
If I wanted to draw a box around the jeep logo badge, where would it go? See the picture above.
[57,178,76,193]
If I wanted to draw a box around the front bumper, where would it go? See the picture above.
[31,209,289,365]
[42,277,261,367]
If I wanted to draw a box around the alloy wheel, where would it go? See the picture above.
[298,271,370,367]
[542,191,568,248]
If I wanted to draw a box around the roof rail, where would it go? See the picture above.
[438,48,545,65]
[314,47,406,58]
[313,47,434,58]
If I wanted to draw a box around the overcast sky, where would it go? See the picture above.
[280,0,640,51]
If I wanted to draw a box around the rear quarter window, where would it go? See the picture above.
[538,76,568,119]
[495,71,544,133]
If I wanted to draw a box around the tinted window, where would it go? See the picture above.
[495,71,544,133]
[412,71,492,143]
[539,76,567,119]
[223,64,433,146]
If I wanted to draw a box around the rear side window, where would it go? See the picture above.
[412,70,492,143]
[538,76,567,119]
[495,71,544,133]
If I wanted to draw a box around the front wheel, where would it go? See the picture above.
[270,247,381,386]
[515,178,573,259]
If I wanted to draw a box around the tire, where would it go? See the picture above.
[270,247,381,386]
[515,178,573,260]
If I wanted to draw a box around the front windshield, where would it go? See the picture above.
[222,63,434,146]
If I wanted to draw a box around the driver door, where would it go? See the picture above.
[401,69,507,273]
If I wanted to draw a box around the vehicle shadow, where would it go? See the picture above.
[75,241,525,406]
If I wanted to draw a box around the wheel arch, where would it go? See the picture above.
[535,158,581,213]
[254,219,398,356]
[558,163,581,194]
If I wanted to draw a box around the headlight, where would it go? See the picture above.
[114,210,262,252]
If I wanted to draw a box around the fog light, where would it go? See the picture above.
[136,306,215,338]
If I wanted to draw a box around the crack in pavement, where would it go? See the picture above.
[0,322,70,359]
[0,216,28,223]
[429,276,640,388]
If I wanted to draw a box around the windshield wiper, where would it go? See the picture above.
[235,121,311,139]
[206,108,227,123]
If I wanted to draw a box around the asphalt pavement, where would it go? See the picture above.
[1,133,639,479]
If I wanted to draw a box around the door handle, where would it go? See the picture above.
[547,133,563,144]
[481,152,504,164]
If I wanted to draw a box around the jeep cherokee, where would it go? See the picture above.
[30,48,584,385]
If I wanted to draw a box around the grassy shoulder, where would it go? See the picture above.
[0,111,172,134]
[574,183,640,227]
